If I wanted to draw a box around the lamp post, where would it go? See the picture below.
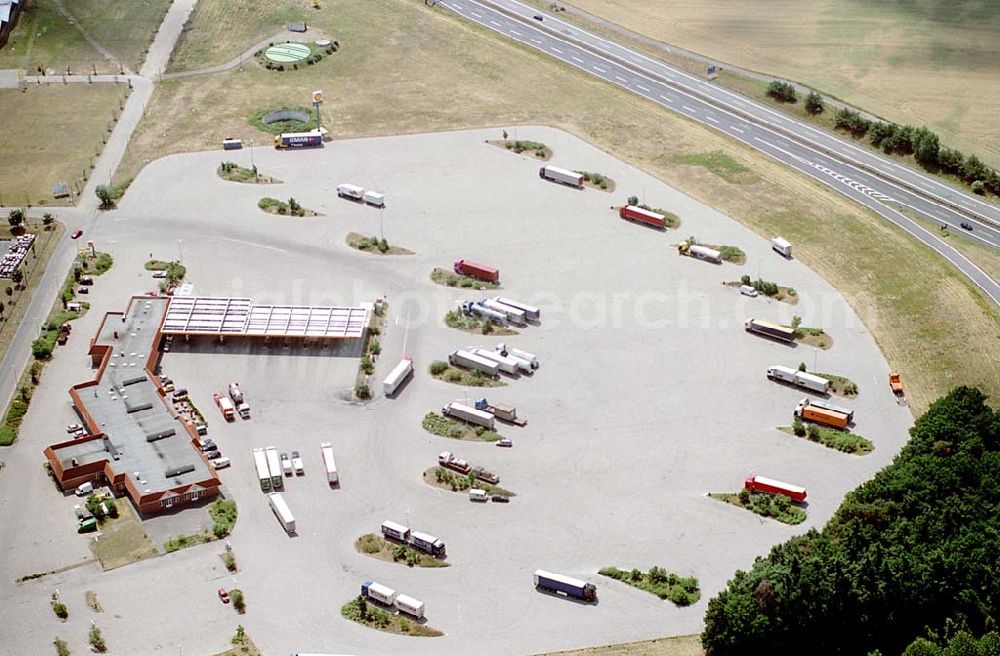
[177,238,183,264]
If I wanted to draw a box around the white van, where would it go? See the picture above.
[739,285,759,297]
[75,481,94,496]
[469,488,488,502]
[212,457,231,470]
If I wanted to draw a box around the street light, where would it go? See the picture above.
[177,238,183,263]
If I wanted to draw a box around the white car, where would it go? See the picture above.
[152,270,167,278]
[291,450,304,476]
[739,284,759,297]
[280,452,293,476]
[66,423,82,433]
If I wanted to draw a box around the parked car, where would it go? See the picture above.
[71,229,83,239]
[66,423,82,433]
[152,270,167,278]
[77,287,89,294]
[204,449,221,460]
[739,285,759,297]
[171,388,188,401]
[218,588,230,603]
[73,429,87,438]
[199,439,217,452]
[195,423,208,436]
[496,438,513,448]
[491,494,511,503]
[79,276,94,285]
[280,452,292,476]
[212,457,231,470]
[291,450,304,475]
[75,482,94,496]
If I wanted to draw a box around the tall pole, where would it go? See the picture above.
[379,207,384,241]
[177,239,183,263]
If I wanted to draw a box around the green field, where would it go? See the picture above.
[0,83,129,205]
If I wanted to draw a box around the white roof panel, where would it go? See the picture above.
[162,297,368,338]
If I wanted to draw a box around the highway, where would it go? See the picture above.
[437,0,1000,306]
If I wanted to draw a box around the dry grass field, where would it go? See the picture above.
[538,635,703,656]
[118,0,1000,415]
[0,0,171,73]
[0,83,129,206]
[561,0,1000,169]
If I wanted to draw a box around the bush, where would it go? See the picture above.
[7,208,25,227]
[360,355,374,375]
[741,274,751,285]
[766,81,798,103]
[53,637,70,656]
[792,416,806,436]
[354,383,371,399]
[52,602,68,619]
[88,625,106,652]
[429,361,448,376]
[230,589,245,613]
[368,339,381,355]
[392,545,407,561]
[971,180,985,195]
[32,338,54,360]
[669,587,694,606]
[805,91,825,115]
[806,423,821,440]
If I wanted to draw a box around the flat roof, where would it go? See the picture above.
[59,297,214,492]
[161,296,369,338]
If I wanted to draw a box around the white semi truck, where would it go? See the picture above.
[264,446,283,490]
[442,401,495,429]
[320,441,339,485]
[494,297,540,321]
[470,347,522,375]
[496,343,539,370]
[267,492,296,534]
[228,382,250,418]
[766,365,830,393]
[482,298,526,324]
[539,164,584,188]
[336,183,365,201]
[448,349,500,377]
[382,357,413,396]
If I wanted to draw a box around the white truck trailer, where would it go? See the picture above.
[539,164,584,188]
[482,298,526,324]
[394,593,425,619]
[265,446,283,490]
[228,382,250,418]
[382,357,413,396]
[448,349,500,377]
[267,492,296,533]
[252,447,271,492]
[771,236,792,258]
[442,401,495,429]
[496,343,539,370]
[766,365,830,393]
[336,183,365,201]
[362,190,385,207]
[494,297,540,321]
[460,300,507,326]
[471,347,522,375]
[381,520,410,543]
[320,441,338,485]
[361,581,396,606]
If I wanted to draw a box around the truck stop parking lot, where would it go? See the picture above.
[0,127,913,656]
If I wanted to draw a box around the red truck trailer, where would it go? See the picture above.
[744,475,807,502]
[454,259,500,283]
[619,205,666,230]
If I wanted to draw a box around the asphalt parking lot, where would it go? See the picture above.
[0,126,913,656]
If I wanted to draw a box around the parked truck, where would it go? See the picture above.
[496,343,539,370]
[475,397,526,426]
[320,441,339,485]
[460,300,508,326]
[471,465,500,485]
[361,581,396,606]
[771,236,792,258]
[438,451,471,474]
[442,401,495,429]
[228,382,250,418]
[253,448,271,492]
[267,492,296,533]
[801,397,854,422]
[494,297,540,321]
[483,298,526,324]
[448,349,500,377]
[274,131,323,148]
[214,393,235,421]
[383,357,414,396]
[795,399,850,429]
[766,365,830,393]
[265,446,284,489]
[336,183,365,201]
[619,204,666,229]
[539,164,584,188]
[409,531,446,558]
[744,475,807,502]
[394,594,425,619]
[381,520,410,543]
[533,570,597,601]
[363,190,385,207]
[677,241,722,263]
[745,318,796,343]
[470,347,521,375]
[453,259,500,283]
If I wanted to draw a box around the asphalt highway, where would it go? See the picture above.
[438,0,1000,306]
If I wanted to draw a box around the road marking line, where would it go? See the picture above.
[551,46,562,53]
[659,94,674,103]
[531,38,542,44]
[729,126,744,134]
[593,65,606,73]
[614,75,627,82]
[510,29,522,36]
[220,237,287,253]
[490,20,501,27]
[705,115,719,124]
[572,56,584,63]
[681,105,696,112]
[635,83,650,92]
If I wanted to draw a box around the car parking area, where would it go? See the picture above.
[0,126,913,656]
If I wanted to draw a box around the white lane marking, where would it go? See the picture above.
[659,94,674,103]
[681,105,696,113]
[551,46,562,53]
[635,83,650,92]
[593,65,606,73]
[572,55,584,63]
[531,38,542,44]
[730,126,744,134]
[220,237,287,253]
[614,75,627,82]
[510,29,522,36]
[705,115,719,124]
[490,20,501,27]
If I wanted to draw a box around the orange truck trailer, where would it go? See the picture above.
[794,399,849,430]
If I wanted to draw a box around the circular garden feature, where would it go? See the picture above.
[264,42,311,64]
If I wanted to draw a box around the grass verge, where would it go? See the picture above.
[163,499,238,552]
[531,634,703,656]
[422,412,502,442]
[341,596,443,637]
[488,138,552,160]
[346,232,413,255]
[444,309,517,336]
[725,278,797,304]
[779,425,873,455]
[423,467,515,497]
[89,500,158,570]
[578,170,615,192]
[709,491,807,525]
[212,629,262,656]
[431,267,500,290]
[355,533,450,568]
[257,196,318,217]
[218,162,280,184]
[598,566,700,606]
[814,372,859,397]
[427,362,505,388]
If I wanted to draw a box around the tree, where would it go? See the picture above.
[766,81,797,103]
[53,637,71,656]
[961,154,989,184]
[88,625,106,653]
[11,269,23,287]
[32,337,53,360]
[913,127,940,168]
[627,195,639,206]
[7,208,25,227]
[95,185,115,208]
[42,213,55,227]
[804,91,824,115]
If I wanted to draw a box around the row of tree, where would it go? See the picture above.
[701,386,1000,655]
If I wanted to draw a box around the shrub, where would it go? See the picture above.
[971,180,985,195]
[88,625,106,652]
[53,637,70,656]
[627,195,639,205]
[360,355,374,375]
[766,81,798,103]
[805,91,825,115]
[429,361,448,375]
[392,545,407,561]
[354,383,371,399]
[669,587,694,606]
[740,274,751,285]
[406,550,420,566]
[806,423,821,440]
[224,552,237,572]
[368,339,381,355]
[32,338,54,360]
[792,416,806,436]
[52,602,68,619]
[230,589,245,613]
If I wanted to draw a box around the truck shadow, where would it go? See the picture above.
[534,588,600,606]
[159,336,365,358]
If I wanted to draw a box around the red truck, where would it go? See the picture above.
[619,205,666,230]
[744,475,807,502]
[454,259,500,283]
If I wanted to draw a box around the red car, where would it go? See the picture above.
[218,588,230,603]
[71,229,83,239]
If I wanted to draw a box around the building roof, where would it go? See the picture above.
[54,297,215,494]
[161,296,370,338]
[0,1,21,26]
